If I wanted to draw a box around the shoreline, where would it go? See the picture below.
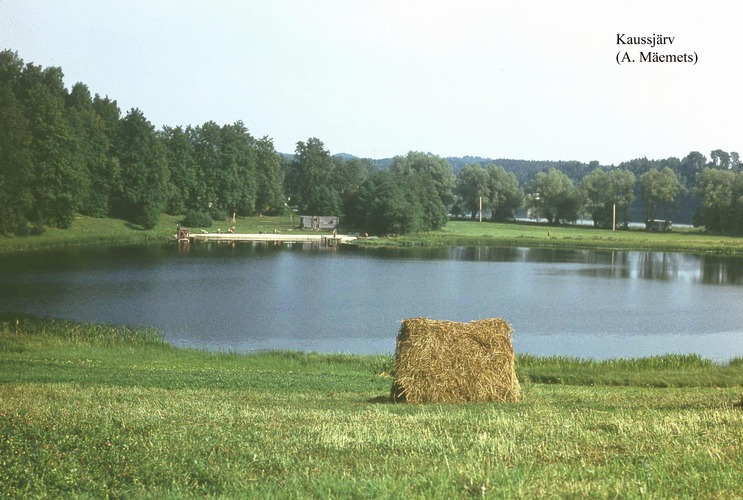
[2,214,743,255]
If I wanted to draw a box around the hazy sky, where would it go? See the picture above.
[1,0,740,164]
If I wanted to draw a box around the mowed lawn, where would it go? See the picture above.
[381,219,743,254]
[3,214,743,255]
[1,317,742,498]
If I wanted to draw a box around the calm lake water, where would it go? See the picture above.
[1,242,742,361]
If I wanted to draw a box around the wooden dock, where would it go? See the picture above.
[178,228,356,246]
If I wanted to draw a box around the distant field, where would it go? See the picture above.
[366,219,743,255]
[1,317,741,498]
[3,214,743,255]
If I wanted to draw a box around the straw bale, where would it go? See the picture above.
[391,317,520,403]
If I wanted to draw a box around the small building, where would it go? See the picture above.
[299,215,339,231]
[646,219,672,232]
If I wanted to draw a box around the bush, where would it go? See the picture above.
[180,209,212,228]
[210,208,228,222]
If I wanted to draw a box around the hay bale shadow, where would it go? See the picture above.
[367,395,393,404]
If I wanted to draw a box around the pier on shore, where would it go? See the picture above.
[176,226,356,246]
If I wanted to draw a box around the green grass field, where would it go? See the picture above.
[3,214,743,255]
[2,317,741,498]
[0,213,315,253]
[366,220,743,255]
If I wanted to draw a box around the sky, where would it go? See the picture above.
[1,0,740,164]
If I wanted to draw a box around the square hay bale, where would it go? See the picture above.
[391,317,520,403]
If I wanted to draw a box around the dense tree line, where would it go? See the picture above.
[2,50,743,236]
[0,51,286,233]
[450,154,742,233]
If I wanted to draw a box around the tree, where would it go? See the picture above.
[678,151,707,186]
[455,163,490,219]
[409,171,449,231]
[190,121,222,214]
[351,170,417,234]
[348,170,447,235]
[333,156,370,196]
[730,152,741,172]
[19,62,86,228]
[391,151,455,206]
[188,121,259,219]
[254,136,285,214]
[111,108,168,229]
[218,121,258,216]
[530,169,583,224]
[287,138,341,214]
[161,125,198,215]
[582,168,636,228]
[639,167,686,223]
[485,164,523,222]
[710,149,730,169]
[694,168,737,232]
[66,82,115,217]
[0,51,34,234]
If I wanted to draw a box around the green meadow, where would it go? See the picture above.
[1,317,741,498]
[366,219,743,255]
[3,214,743,255]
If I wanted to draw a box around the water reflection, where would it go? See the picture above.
[0,243,741,360]
[638,252,681,281]
[700,256,743,285]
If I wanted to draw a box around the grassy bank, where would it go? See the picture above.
[4,215,743,255]
[0,214,311,254]
[2,317,741,498]
[362,220,743,255]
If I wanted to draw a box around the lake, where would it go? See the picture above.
[1,242,742,360]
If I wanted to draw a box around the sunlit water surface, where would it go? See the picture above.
[1,243,742,360]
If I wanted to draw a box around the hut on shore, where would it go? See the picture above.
[299,215,339,231]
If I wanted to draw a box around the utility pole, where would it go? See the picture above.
[612,203,616,231]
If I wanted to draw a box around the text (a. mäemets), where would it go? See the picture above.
[615,33,698,65]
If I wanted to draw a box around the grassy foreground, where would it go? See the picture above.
[1,317,742,498]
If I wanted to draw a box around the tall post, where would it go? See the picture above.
[612,203,616,231]
[479,196,482,223]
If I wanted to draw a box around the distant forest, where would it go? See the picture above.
[2,50,743,236]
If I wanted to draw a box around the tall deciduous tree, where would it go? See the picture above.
[111,108,168,229]
[161,125,198,215]
[582,168,636,228]
[218,121,258,217]
[455,163,490,219]
[710,149,730,169]
[485,164,523,222]
[694,168,738,232]
[391,151,455,207]
[0,51,34,234]
[530,169,583,224]
[190,121,222,214]
[254,136,285,215]
[66,82,115,217]
[288,138,341,214]
[20,63,86,228]
[349,169,447,235]
[639,167,686,223]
